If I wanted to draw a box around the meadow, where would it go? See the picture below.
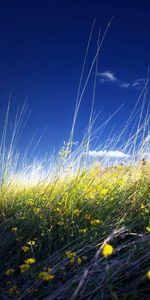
[0,152,150,299]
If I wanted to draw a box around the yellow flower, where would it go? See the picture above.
[5,269,14,276]
[38,271,55,281]
[112,173,117,177]
[33,207,42,214]
[47,267,52,273]
[117,165,123,169]
[27,240,36,246]
[74,209,80,217]
[27,198,34,205]
[101,243,113,257]
[79,228,87,234]
[146,270,150,280]
[8,285,20,295]
[90,219,102,225]
[24,258,36,265]
[100,189,109,196]
[65,251,76,258]
[77,257,82,264]
[57,221,64,225]
[117,180,125,185]
[11,227,17,232]
[19,264,30,273]
[85,214,91,220]
[54,207,61,213]
[22,246,30,252]
[69,258,75,264]
[146,227,150,232]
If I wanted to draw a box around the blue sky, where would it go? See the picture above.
[0,0,150,156]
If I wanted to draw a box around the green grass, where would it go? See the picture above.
[0,162,150,299]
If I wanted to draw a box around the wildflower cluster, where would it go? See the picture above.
[65,251,82,264]
[8,285,20,296]
[90,219,102,225]
[19,257,36,273]
[22,240,36,252]
[38,267,55,281]
[5,268,14,276]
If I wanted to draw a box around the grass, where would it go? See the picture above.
[0,160,150,299]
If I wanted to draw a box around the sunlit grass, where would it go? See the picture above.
[0,160,150,299]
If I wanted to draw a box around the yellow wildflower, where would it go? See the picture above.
[112,173,117,177]
[57,221,64,225]
[5,269,14,276]
[54,207,61,213]
[8,285,20,295]
[117,165,123,169]
[24,258,36,265]
[69,257,75,264]
[27,240,36,246]
[79,228,87,234]
[90,219,102,225]
[146,270,150,280]
[100,189,109,196]
[74,209,80,217]
[47,267,52,273]
[117,180,125,185]
[33,207,41,214]
[77,257,82,264]
[65,251,76,258]
[27,198,34,205]
[146,227,150,232]
[101,243,113,257]
[19,264,30,273]
[140,204,149,214]
[38,271,55,281]
[22,246,30,252]
[85,214,91,220]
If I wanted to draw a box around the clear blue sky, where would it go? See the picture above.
[0,0,149,155]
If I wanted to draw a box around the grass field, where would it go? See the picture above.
[0,157,150,299]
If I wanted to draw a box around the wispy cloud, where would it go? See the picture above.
[120,82,130,89]
[97,70,148,90]
[98,71,117,83]
[88,150,130,159]
[131,78,148,89]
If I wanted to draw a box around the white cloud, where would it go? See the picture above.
[132,78,147,89]
[120,82,130,88]
[88,150,130,159]
[98,71,117,82]
[98,70,149,90]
